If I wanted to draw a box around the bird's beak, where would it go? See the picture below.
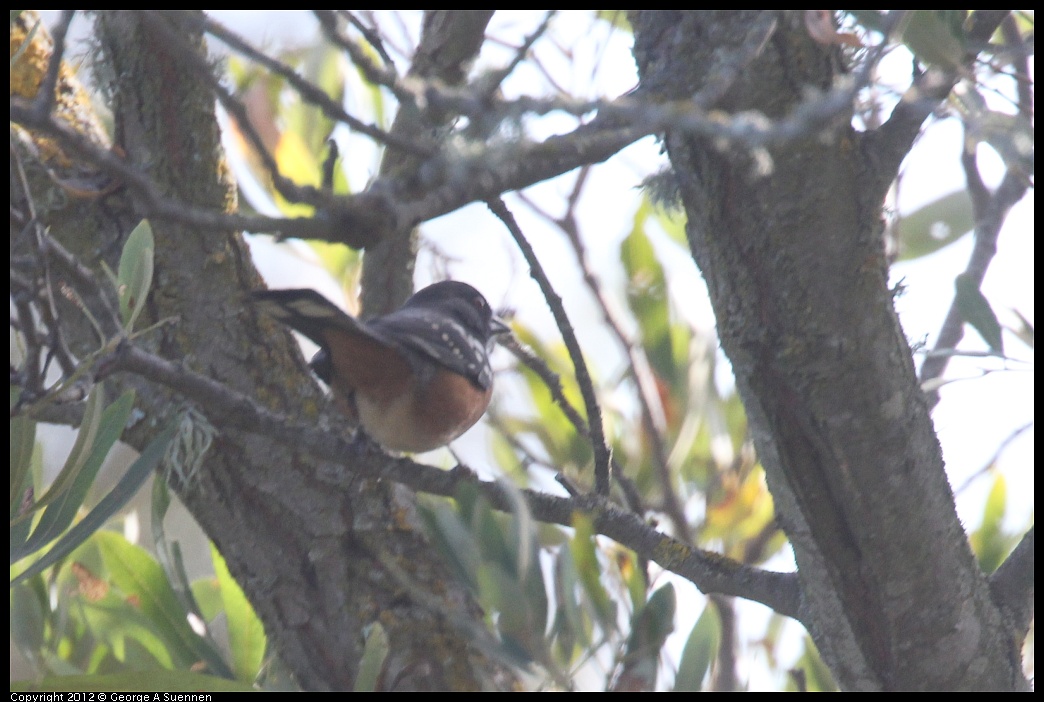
[490,316,512,338]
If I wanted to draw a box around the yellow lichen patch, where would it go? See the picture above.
[10,16,54,99]
[11,12,111,172]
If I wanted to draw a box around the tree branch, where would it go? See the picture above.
[863,10,1012,203]
[99,340,802,622]
[359,10,496,315]
[918,15,1032,405]
[517,180,691,542]
[487,199,613,496]
[988,526,1034,637]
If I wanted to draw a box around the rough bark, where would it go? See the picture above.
[20,10,516,691]
[630,10,1024,690]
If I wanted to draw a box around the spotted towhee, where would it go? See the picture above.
[253,281,509,452]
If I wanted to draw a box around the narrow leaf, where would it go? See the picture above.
[212,543,265,682]
[570,513,615,627]
[15,391,136,562]
[897,191,973,260]
[674,604,720,691]
[10,414,36,513]
[12,384,105,531]
[117,220,155,332]
[955,273,1004,353]
[355,623,390,692]
[11,420,175,587]
[94,530,203,669]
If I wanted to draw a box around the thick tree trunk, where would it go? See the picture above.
[630,10,1023,691]
[40,11,515,691]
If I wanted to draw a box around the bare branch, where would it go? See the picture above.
[989,526,1034,636]
[315,10,408,96]
[518,179,691,542]
[29,9,75,122]
[865,10,1012,201]
[487,198,613,496]
[338,11,397,69]
[10,98,387,245]
[919,148,1031,405]
[199,12,431,157]
[100,340,801,621]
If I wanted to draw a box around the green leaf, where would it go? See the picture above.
[476,560,537,661]
[628,583,675,655]
[487,477,536,581]
[570,513,615,628]
[191,576,223,624]
[94,530,204,669]
[550,545,588,659]
[981,472,1007,536]
[11,384,106,535]
[355,622,390,692]
[649,197,688,247]
[621,550,647,617]
[80,594,177,670]
[897,191,973,260]
[10,576,46,656]
[899,10,968,72]
[9,415,37,553]
[11,418,176,587]
[117,220,155,332]
[420,496,482,588]
[296,43,347,154]
[149,479,232,680]
[955,273,1004,353]
[616,584,675,691]
[621,207,674,381]
[10,413,36,514]
[970,472,1013,574]
[472,496,514,577]
[674,604,720,691]
[14,391,136,562]
[212,543,266,682]
[790,636,838,691]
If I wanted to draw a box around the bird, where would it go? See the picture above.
[253,281,509,452]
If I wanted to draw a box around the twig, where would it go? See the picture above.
[915,14,1030,407]
[95,340,803,622]
[26,9,75,123]
[475,11,557,101]
[919,145,1030,407]
[868,10,1011,200]
[140,12,329,211]
[10,98,383,245]
[498,336,645,516]
[953,422,1034,496]
[199,13,431,157]
[498,335,590,446]
[518,175,691,542]
[315,11,407,96]
[10,142,82,380]
[486,198,613,496]
[339,11,396,69]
